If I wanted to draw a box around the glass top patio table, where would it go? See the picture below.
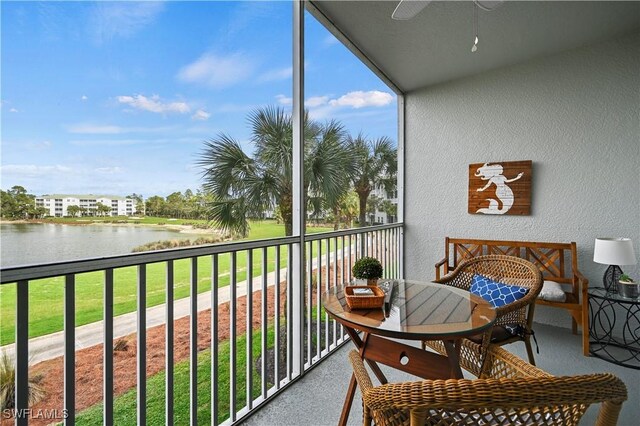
[323,280,497,426]
[322,279,496,341]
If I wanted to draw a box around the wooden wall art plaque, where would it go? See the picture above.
[468,160,532,215]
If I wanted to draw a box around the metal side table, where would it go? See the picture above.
[588,287,640,369]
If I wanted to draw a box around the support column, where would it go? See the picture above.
[292,0,306,377]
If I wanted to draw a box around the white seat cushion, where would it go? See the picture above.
[537,280,566,302]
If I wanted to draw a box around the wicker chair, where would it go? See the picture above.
[426,255,543,364]
[348,340,627,426]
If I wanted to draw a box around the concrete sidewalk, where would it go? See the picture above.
[1,246,355,363]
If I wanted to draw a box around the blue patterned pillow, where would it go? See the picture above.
[470,274,529,336]
[470,274,529,308]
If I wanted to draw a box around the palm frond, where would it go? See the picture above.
[204,198,250,238]
[197,135,255,198]
[249,106,293,175]
[306,120,351,207]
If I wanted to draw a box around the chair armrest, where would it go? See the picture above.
[435,257,448,280]
[348,350,374,393]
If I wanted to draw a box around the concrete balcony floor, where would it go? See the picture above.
[242,323,638,426]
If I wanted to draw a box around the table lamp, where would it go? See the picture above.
[593,238,637,292]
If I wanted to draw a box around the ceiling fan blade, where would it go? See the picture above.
[392,0,432,21]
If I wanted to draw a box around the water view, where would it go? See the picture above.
[0,223,197,267]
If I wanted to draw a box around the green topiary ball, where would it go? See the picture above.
[352,256,383,279]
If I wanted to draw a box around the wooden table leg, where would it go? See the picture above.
[338,327,390,426]
[345,327,389,385]
[339,373,358,426]
[442,339,464,379]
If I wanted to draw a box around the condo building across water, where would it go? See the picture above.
[35,195,138,217]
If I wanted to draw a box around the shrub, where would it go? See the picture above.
[352,257,383,280]
[113,338,129,352]
[131,237,223,253]
[0,352,45,410]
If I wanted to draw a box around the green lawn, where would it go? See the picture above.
[74,327,276,425]
[0,221,340,345]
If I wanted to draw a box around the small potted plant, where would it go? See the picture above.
[618,274,639,299]
[352,257,383,286]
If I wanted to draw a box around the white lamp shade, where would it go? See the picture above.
[593,238,637,266]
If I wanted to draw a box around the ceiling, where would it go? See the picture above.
[310,1,640,93]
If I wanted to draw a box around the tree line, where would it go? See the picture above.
[144,189,213,219]
[0,186,46,219]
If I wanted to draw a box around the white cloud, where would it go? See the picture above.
[0,164,73,177]
[277,90,394,119]
[94,166,123,174]
[276,91,394,113]
[177,52,255,89]
[306,96,330,108]
[258,66,292,83]
[307,105,334,121]
[81,95,88,101]
[117,94,190,114]
[323,34,340,47]
[9,108,19,113]
[90,2,164,43]
[329,91,394,109]
[275,94,292,106]
[191,109,211,121]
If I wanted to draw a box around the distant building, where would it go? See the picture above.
[370,185,398,224]
[35,194,138,217]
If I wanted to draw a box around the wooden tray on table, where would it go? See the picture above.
[344,286,385,310]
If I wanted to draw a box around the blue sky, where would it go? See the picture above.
[1,1,397,198]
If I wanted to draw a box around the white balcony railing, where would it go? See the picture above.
[0,223,402,425]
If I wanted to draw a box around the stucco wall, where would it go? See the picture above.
[404,31,640,328]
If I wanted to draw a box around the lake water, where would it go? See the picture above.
[0,223,198,267]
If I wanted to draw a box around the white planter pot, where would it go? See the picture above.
[618,280,640,299]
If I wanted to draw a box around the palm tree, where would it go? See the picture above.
[347,134,397,226]
[198,106,351,237]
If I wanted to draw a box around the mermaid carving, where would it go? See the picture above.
[475,163,524,215]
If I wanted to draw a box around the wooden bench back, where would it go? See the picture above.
[439,237,590,357]
[443,237,579,285]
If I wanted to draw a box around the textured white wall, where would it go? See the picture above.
[404,31,640,328]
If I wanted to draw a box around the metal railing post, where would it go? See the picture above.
[15,280,28,426]
[189,258,198,426]
[64,275,75,425]
[104,269,114,425]
[137,265,147,425]
[165,261,174,426]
